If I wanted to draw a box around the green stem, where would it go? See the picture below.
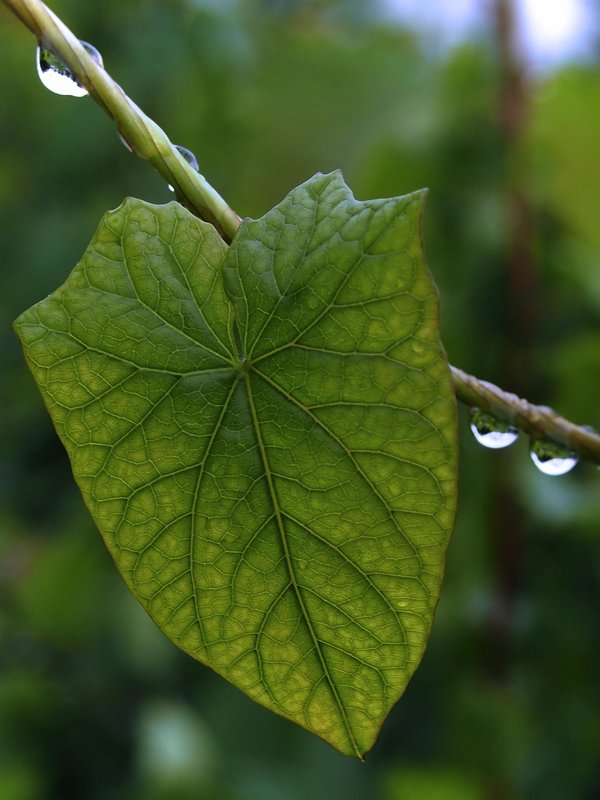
[2,0,241,241]
[3,0,599,466]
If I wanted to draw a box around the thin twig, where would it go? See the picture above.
[3,0,599,466]
[451,365,600,464]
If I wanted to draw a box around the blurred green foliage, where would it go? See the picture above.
[1,1,598,798]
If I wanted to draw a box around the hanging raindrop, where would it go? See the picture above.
[470,409,520,449]
[168,145,200,192]
[118,132,133,153]
[36,40,103,98]
[530,440,578,476]
[175,145,199,171]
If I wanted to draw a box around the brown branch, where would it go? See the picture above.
[451,365,600,465]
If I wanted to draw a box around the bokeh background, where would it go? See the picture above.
[1,1,599,798]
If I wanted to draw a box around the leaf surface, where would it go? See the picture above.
[15,172,458,757]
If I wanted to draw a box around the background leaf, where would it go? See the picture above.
[14,173,457,756]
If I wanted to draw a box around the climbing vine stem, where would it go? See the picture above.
[2,0,241,241]
[3,0,599,466]
[452,366,600,465]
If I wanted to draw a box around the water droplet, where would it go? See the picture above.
[530,440,578,476]
[175,145,199,171]
[118,132,133,153]
[36,40,103,97]
[470,409,519,449]
[168,145,200,192]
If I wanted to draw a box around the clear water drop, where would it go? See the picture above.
[168,145,200,192]
[118,132,133,153]
[530,440,578,476]
[175,145,199,171]
[470,409,520,449]
[36,40,103,98]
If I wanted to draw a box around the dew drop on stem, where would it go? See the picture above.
[118,132,133,153]
[530,439,578,476]
[168,145,200,191]
[36,40,103,98]
[469,409,520,449]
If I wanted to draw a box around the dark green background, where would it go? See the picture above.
[1,1,598,798]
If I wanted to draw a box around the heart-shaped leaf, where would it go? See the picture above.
[15,172,458,757]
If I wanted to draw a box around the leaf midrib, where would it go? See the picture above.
[243,368,362,758]
[246,187,320,361]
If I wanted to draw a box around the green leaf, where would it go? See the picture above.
[15,172,458,757]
